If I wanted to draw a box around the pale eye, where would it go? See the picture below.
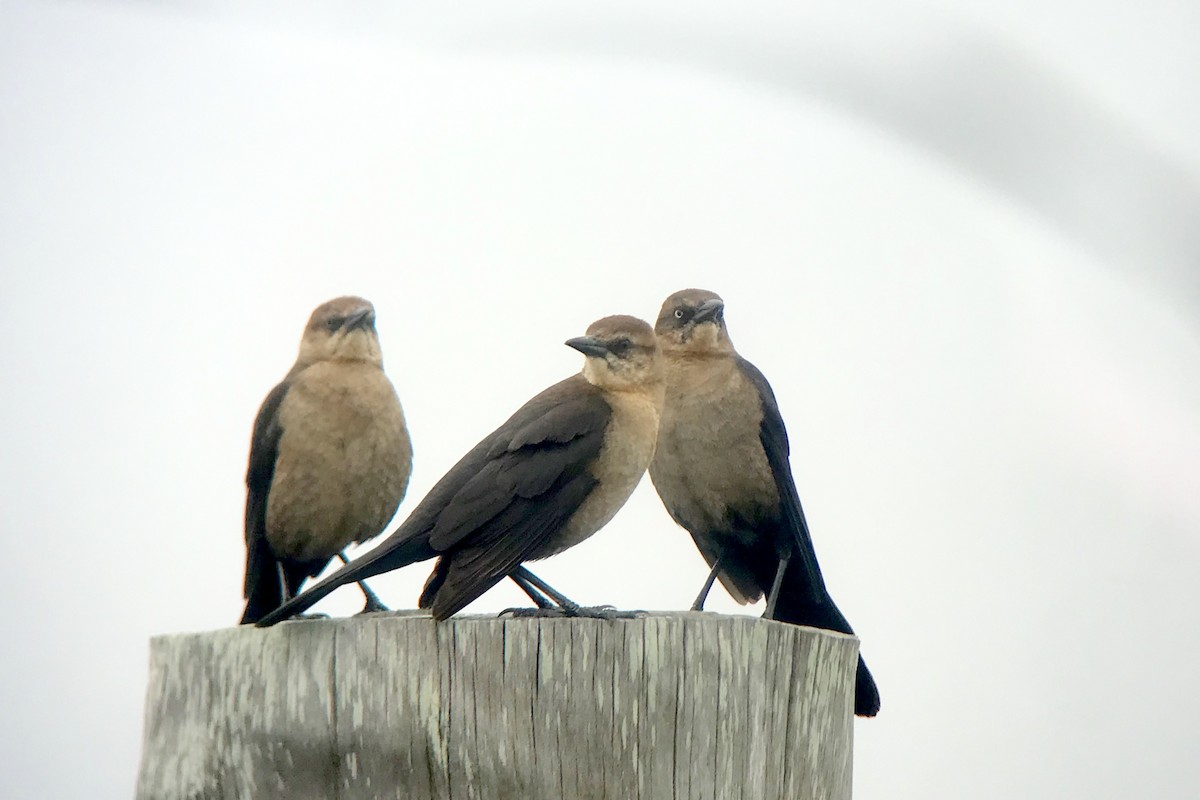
[674,309,684,319]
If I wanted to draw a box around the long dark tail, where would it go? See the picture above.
[240,535,285,625]
[240,542,326,625]
[240,569,283,626]
[770,560,881,718]
[254,535,434,627]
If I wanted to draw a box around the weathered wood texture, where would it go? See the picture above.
[137,612,857,800]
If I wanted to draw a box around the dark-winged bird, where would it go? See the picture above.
[649,289,880,717]
[239,296,412,624]
[255,314,664,626]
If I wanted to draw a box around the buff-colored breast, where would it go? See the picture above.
[266,360,412,563]
[543,384,665,557]
[650,356,779,538]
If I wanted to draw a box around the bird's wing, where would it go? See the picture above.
[419,378,610,617]
[425,442,602,618]
[737,357,881,717]
[735,356,827,602]
[428,379,608,552]
[239,379,290,623]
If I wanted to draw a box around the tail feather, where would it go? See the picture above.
[770,562,880,717]
[240,538,283,625]
[255,534,435,627]
[854,656,881,717]
[253,568,344,626]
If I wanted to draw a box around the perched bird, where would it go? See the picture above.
[239,296,413,625]
[649,289,880,717]
[255,314,665,626]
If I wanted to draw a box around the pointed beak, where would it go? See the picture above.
[693,299,725,324]
[565,336,611,358]
[344,307,376,331]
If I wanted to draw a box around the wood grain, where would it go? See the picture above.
[137,612,857,800]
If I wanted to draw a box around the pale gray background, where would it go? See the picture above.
[2,2,1198,798]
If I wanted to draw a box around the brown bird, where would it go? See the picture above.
[649,289,880,717]
[239,296,413,625]
[255,314,665,626]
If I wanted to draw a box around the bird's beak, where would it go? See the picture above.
[344,307,376,331]
[693,299,725,324]
[565,336,611,358]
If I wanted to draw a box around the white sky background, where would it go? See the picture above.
[2,1,1199,798]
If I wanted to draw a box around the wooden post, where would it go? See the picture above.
[136,612,858,800]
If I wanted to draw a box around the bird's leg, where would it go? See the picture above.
[497,572,558,617]
[269,562,330,621]
[272,563,328,620]
[763,553,790,620]
[509,572,557,609]
[338,551,389,614]
[277,562,292,601]
[692,558,722,611]
[501,566,642,620]
[510,566,582,611]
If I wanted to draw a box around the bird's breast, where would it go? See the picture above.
[650,358,779,535]
[545,388,663,556]
[266,362,413,562]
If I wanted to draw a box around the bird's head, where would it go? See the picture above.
[295,296,383,368]
[567,315,664,392]
[654,288,732,357]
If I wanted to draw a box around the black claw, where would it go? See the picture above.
[358,598,389,615]
[498,606,642,620]
[499,606,572,618]
[563,605,644,620]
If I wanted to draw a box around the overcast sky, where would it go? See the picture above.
[2,2,1198,798]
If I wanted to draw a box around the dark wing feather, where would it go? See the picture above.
[735,356,827,604]
[737,357,881,715]
[239,380,291,624]
[426,469,599,618]
[496,397,605,453]
[420,380,609,615]
[428,375,608,551]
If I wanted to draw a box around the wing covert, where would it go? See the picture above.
[429,378,609,551]
[735,356,827,602]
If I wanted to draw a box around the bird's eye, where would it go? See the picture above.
[325,317,341,331]
[674,308,685,319]
[608,338,632,356]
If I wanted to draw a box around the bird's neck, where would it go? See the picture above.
[663,351,738,395]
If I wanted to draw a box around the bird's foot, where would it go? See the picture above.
[499,606,569,618]
[562,604,644,620]
[354,578,389,615]
[358,597,390,615]
[498,605,643,620]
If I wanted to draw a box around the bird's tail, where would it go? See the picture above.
[770,563,881,717]
[851,656,881,718]
[254,534,433,627]
[240,538,284,625]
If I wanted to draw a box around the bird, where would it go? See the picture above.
[254,314,665,627]
[648,288,880,717]
[238,296,413,625]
